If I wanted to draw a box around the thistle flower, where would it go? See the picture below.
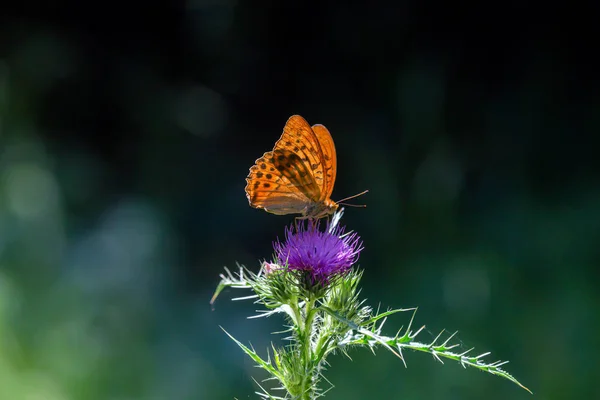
[273,219,363,288]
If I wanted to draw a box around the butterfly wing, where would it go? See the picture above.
[245,115,337,217]
[310,123,337,200]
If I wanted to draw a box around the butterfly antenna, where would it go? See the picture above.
[336,189,369,207]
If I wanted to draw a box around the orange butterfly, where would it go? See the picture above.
[245,115,365,219]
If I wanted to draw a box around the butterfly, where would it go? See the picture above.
[245,115,366,219]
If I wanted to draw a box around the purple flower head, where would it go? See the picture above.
[273,219,363,287]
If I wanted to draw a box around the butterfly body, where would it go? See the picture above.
[245,115,339,220]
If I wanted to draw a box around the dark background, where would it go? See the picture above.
[1,2,598,399]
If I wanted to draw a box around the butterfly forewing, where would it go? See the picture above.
[272,149,321,199]
[273,116,329,199]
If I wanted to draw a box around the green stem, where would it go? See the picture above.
[299,297,317,400]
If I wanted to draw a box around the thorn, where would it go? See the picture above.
[397,346,407,368]
[430,329,445,346]
[404,308,418,337]
[410,325,426,339]
[458,347,474,357]
[441,330,459,347]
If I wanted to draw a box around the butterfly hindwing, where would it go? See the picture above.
[245,151,310,215]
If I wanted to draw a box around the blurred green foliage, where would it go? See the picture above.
[1,3,599,399]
